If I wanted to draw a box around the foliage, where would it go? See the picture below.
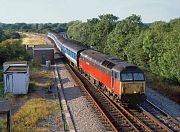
[67,14,180,84]
[0,117,6,130]
[0,39,31,65]
[105,14,145,59]
[0,82,15,100]
[0,28,21,42]
[0,23,68,34]
[0,67,15,99]
[30,61,41,68]
[68,14,118,51]
[29,82,36,92]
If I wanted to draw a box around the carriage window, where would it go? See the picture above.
[133,73,144,81]
[121,73,133,81]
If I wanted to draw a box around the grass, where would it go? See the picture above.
[0,117,6,131]
[0,82,15,100]
[9,64,59,131]
[54,102,59,113]
[12,98,57,131]
[30,67,52,89]
[20,32,47,47]
[145,71,180,103]
[0,82,15,131]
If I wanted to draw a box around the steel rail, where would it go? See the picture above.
[66,64,118,132]
[140,100,180,131]
[67,63,139,132]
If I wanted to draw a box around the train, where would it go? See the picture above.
[48,32,146,104]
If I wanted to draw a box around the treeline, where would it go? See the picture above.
[0,23,68,34]
[67,14,180,83]
[0,22,69,65]
[0,28,21,42]
[0,30,32,66]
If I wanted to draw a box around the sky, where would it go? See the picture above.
[0,0,179,23]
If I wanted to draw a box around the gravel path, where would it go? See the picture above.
[56,60,107,132]
[146,87,180,121]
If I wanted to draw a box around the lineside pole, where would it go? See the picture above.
[7,110,11,132]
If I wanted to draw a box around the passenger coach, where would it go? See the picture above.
[60,40,86,66]
[48,32,86,66]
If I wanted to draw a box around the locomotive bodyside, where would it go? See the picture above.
[79,49,146,103]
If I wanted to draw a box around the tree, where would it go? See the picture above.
[104,14,145,60]
[125,31,149,68]
[0,39,31,65]
[158,28,180,82]
[0,28,5,42]
[142,21,169,74]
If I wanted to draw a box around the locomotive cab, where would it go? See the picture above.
[120,70,146,103]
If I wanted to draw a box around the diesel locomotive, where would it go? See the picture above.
[48,32,146,103]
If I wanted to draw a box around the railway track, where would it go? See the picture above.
[65,63,116,132]
[102,91,172,132]
[126,106,171,132]
[66,61,171,132]
[140,100,180,131]
[66,63,140,131]
[64,58,177,132]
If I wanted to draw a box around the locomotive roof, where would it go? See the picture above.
[81,49,108,63]
[112,63,139,72]
[81,49,139,72]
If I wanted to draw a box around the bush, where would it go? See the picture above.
[0,117,6,131]
[0,82,15,100]
[28,82,36,92]
[30,61,41,68]
[4,93,15,100]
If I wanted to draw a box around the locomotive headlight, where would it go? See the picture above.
[134,91,137,93]
[139,87,144,93]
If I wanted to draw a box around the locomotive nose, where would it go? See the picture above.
[123,82,144,94]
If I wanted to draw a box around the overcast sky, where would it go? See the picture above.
[0,0,179,23]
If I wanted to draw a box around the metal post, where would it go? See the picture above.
[7,110,11,132]
[0,100,11,132]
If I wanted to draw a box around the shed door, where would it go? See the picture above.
[6,73,13,92]
[42,54,48,64]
